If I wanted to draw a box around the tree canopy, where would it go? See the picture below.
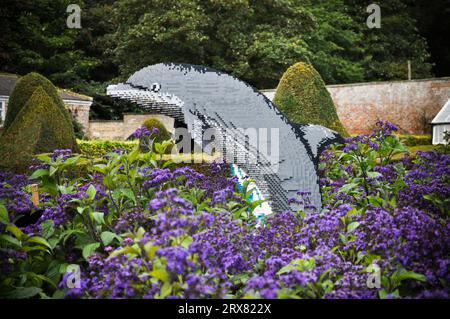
[0,0,443,94]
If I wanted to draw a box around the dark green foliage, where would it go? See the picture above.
[0,0,102,91]
[109,0,368,88]
[404,0,450,77]
[344,0,433,81]
[90,95,145,120]
[273,62,349,136]
[0,87,78,171]
[301,0,365,84]
[72,117,86,140]
[0,0,441,91]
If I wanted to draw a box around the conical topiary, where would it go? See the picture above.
[142,118,172,143]
[2,72,79,150]
[273,62,349,136]
[0,87,78,171]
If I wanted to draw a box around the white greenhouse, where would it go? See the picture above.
[432,99,450,145]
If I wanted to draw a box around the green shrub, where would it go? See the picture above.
[72,117,86,140]
[142,118,171,142]
[0,87,79,171]
[398,135,432,147]
[140,118,173,153]
[78,140,138,157]
[2,72,79,151]
[273,62,349,136]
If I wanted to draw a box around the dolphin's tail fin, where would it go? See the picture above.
[290,123,345,165]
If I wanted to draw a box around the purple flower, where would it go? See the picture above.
[132,126,151,139]
[149,198,166,211]
[123,238,134,246]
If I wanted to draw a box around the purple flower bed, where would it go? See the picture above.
[0,121,448,299]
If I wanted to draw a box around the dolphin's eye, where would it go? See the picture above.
[151,83,161,92]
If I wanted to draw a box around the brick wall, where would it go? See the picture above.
[88,121,123,140]
[262,77,450,134]
[88,114,175,140]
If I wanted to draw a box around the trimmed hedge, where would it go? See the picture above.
[273,62,349,136]
[398,135,432,147]
[2,72,79,151]
[0,87,78,171]
[78,140,138,157]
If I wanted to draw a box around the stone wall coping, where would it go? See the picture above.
[63,99,92,106]
[89,120,123,123]
[260,77,450,92]
[122,112,165,115]
[326,77,450,88]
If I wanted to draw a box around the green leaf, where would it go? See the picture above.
[162,160,173,168]
[5,287,42,299]
[91,212,105,225]
[150,268,169,282]
[379,289,388,299]
[6,224,23,239]
[30,169,49,179]
[63,156,81,166]
[128,149,140,163]
[396,270,427,283]
[100,231,118,246]
[154,143,165,154]
[41,220,55,238]
[28,236,52,250]
[180,236,193,249]
[46,260,66,284]
[338,182,358,193]
[158,281,172,299]
[120,188,136,203]
[0,205,9,224]
[22,245,50,253]
[339,233,348,244]
[347,221,360,233]
[0,234,22,247]
[35,154,52,164]
[82,242,100,260]
[86,184,97,201]
[109,245,139,258]
[367,171,382,179]
[276,265,294,276]
[49,166,58,177]
[144,242,159,260]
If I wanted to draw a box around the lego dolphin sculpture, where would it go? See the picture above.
[107,63,343,212]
